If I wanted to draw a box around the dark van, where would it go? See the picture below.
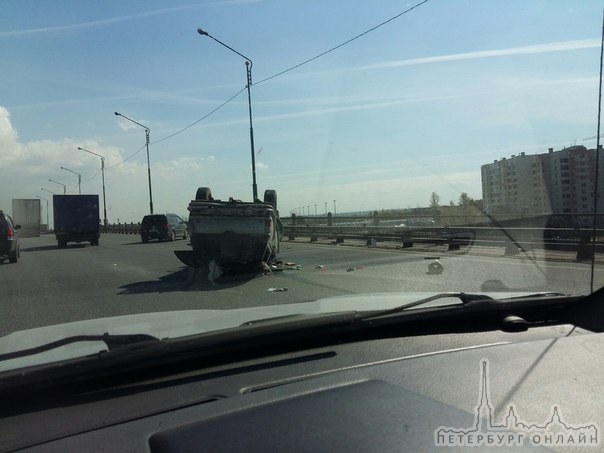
[140,214,188,243]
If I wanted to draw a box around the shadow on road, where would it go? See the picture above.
[21,244,88,252]
[117,266,261,294]
[121,239,190,246]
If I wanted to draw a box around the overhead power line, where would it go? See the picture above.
[107,0,431,169]
[151,87,247,146]
[152,0,431,144]
[256,0,430,85]
[108,143,146,168]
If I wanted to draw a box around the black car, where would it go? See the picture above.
[140,214,187,243]
[0,210,21,263]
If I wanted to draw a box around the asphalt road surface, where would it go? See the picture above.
[0,233,601,336]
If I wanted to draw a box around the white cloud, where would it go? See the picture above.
[0,107,24,167]
[0,106,143,218]
[0,107,18,141]
[0,105,226,222]
[364,39,600,70]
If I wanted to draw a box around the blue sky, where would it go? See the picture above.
[1,0,602,222]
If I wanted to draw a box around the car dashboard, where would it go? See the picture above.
[1,321,601,452]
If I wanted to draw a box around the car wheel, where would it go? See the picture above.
[142,236,148,243]
[170,230,176,241]
[8,250,17,263]
[195,187,212,200]
[263,189,277,209]
[182,229,188,240]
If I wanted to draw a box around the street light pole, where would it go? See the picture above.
[197,27,258,201]
[60,166,81,194]
[49,179,66,194]
[114,112,153,214]
[78,147,108,226]
[41,187,55,196]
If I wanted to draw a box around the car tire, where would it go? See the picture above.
[142,236,148,243]
[182,229,187,239]
[263,189,277,209]
[8,250,17,263]
[170,230,176,241]
[195,187,212,201]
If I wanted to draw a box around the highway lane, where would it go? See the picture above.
[0,233,600,337]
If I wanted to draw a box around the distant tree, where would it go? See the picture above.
[458,192,473,207]
[429,192,440,210]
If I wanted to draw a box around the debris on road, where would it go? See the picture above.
[262,260,284,274]
[267,287,289,292]
[425,257,444,275]
[262,262,272,274]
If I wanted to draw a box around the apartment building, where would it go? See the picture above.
[481,145,604,214]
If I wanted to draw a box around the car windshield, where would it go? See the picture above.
[1,1,603,368]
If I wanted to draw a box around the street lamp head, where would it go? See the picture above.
[114,112,149,132]
[197,28,209,36]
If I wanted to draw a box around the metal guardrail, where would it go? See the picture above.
[100,219,603,260]
[101,223,140,235]
[281,223,604,260]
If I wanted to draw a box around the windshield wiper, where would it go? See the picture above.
[359,291,568,321]
[0,333,160,362]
